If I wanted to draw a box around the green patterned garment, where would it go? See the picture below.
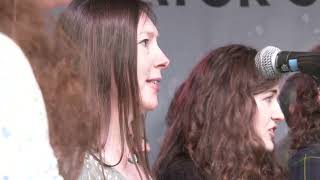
[79,153,126,180]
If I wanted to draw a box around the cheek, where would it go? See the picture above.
[254,114,270,148]
[137,47,157,89]
[136,65,143,90]
[137,57,153,79]
[137,49,146,86]
[254,115,274,150]
[253,109,268,136]
[254,114,263,136]
[255,102,270,127]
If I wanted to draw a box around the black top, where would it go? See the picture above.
[156,152,207,180]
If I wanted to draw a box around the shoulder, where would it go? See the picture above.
[0,32,17,46]
[0,33,26,63]
[0,33,33,82]
[0,32,62,179]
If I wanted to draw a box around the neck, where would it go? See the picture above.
[103,107,131,169]
[101,106,148,179]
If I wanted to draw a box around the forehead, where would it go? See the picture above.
[137,14,158,36]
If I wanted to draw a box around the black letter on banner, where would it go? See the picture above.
[202,0,230,7]
[290,0,316,6]
[240,0,270,7]
[177,0,185,5]
[158,0,168,5]
[158,0,185,5]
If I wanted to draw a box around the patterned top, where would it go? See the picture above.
[0,33,62,180]
[78,153,126,180]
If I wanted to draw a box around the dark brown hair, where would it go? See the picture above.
[57,0,155,179]
[155,44,285,180]
[279,73,320,150]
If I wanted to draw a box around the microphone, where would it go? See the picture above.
[255,46,320,80]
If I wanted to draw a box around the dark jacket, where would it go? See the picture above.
[156,151,207,180]
[288,144,320,180]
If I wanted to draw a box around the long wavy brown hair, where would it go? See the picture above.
[154,44,285,180]
[279,73,320,150]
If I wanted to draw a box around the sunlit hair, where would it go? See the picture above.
[155,44,285,179]
[0,0,51,56]
[279,73,320,150]
[0,0,90,179]
[57,0,155,179]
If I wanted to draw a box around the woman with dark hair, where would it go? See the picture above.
[154,44,285,180]
[56,0,170,179]
[278,73,320,180]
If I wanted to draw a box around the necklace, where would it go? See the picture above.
[128,153,138,164]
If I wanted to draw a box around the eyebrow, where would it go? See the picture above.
[265,89,278,95]
[138,31,158,37]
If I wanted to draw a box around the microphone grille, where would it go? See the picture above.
[255,46,281,79]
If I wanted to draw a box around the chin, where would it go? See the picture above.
[141,101,158,112]
[264,142,274,152]
[141,94,158,111]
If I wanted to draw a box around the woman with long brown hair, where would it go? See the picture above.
[154,44,286,180]
[56,0,170,179]
[278,73,320,180]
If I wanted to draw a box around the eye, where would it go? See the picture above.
[139,39,150,47]
[264,95,274,103]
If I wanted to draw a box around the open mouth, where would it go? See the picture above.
[146,78,161,92]
[146,79,160,85]
[268,127,277,138]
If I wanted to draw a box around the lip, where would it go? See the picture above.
[268,126,277,138]
[146,78,161,92]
